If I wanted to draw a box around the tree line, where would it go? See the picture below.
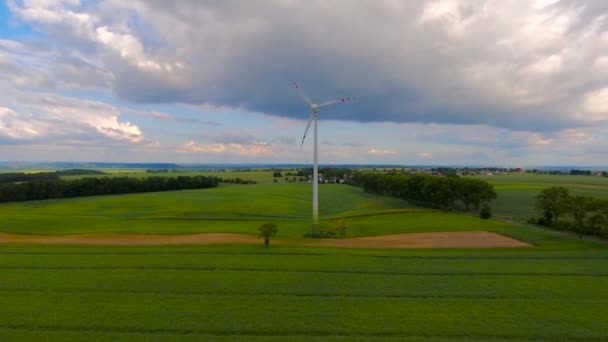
[0,169,105,184]
[0,176,219,203]
[218,177,257,184]
[532,187,608,238]
[349,172,496,216]
[273,168,354,178]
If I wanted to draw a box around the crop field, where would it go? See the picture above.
[472,173,608,221]
[1,242,607,341]
[1,177,607,340]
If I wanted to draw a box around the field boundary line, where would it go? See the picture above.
[1,251,606,259]
[1,288,606,300]
[0,266,606,276]
[497,217,608,244]
[0,325,604,341]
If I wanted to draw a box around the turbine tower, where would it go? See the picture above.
[292,81,351,235]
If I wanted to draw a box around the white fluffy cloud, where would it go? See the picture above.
[368,148,396,156]
[0,107,42,139]
[180,140,273,156]
[0,93,142,144]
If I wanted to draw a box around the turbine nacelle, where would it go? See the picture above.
[292,80,351,146]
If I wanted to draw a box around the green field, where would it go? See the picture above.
[61,169,280,184]
[472,173,608,221]
[0,183,413,237]
[0,243,607,341]
[1,176,607,340]
[0,182,585,244]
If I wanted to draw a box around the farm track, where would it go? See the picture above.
[2,251,606,258]
[0,231,530,248]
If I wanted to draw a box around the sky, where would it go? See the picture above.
[1,0,608,166]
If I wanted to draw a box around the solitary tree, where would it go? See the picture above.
[258,223,278,248]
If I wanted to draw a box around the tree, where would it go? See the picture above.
[535,187,570,224]
[273,171,282,178]
[459,178,496,211]
[568,195,592,238]
[258,223,278,248]
[480,203,492,219]
[589,199,608,236]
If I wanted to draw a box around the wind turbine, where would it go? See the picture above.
[292,81,352,235]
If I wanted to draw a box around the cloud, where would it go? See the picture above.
[7,0,608,132]
[181,141,226,153]
[271,136,296,145]
[584,87,608,115]
[5,0,608,165]
[417,151,433,158]
[0,107,41,140]
[184,129,283,156]
[0,37,112,91]
[0,93,143,144]
[211,130,260,145]
[368,148,396,155]
[180,140,274,156]
[123,108,221,126]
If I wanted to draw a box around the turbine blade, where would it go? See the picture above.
[318,97,352,108]
[301,114,313,146]
[292,81,313,106]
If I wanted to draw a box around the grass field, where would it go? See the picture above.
[1,176,608,340]
[472,173,608,221]
[0,183,414,237]
[62,169,608,223]
[61,169,279,184]
[0,182,587,246]
[0,243,606,341]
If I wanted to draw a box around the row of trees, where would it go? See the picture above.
[218,178,257,184]
[0,176,219,202]
[349,172,496,214]
[273,168,354,179]
[0,169,105,184]
[533,187,608,238]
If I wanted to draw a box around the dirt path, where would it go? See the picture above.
[0,233,260,246]
[309,231,531,248]
[0,231,530,248]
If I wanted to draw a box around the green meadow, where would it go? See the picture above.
[1,174,607,340]
[62,169,278,183]
[473,173,608,221]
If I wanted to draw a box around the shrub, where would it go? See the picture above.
[480,203,492,219]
